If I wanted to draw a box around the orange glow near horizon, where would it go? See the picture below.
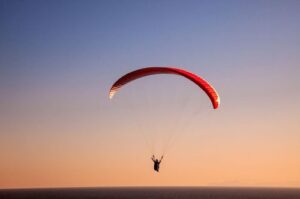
[1,90,300,188]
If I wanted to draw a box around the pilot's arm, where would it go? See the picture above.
[159,155,164,162]
[151,155,155,162]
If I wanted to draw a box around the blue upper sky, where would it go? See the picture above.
[1,0,300,113]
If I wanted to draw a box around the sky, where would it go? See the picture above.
[0,0,300,188]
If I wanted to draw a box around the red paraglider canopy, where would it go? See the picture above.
[109,67,220,109]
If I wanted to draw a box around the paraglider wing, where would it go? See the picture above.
[109,67,220,109]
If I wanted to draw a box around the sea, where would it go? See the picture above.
[1,187,300,199]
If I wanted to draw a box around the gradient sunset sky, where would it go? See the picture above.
[1,0,300,188]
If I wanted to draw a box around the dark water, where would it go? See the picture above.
[1,187,300,199]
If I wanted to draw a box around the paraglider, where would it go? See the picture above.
[151,155,163,172]
[109,67,220,109]
[109,66,220,172]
